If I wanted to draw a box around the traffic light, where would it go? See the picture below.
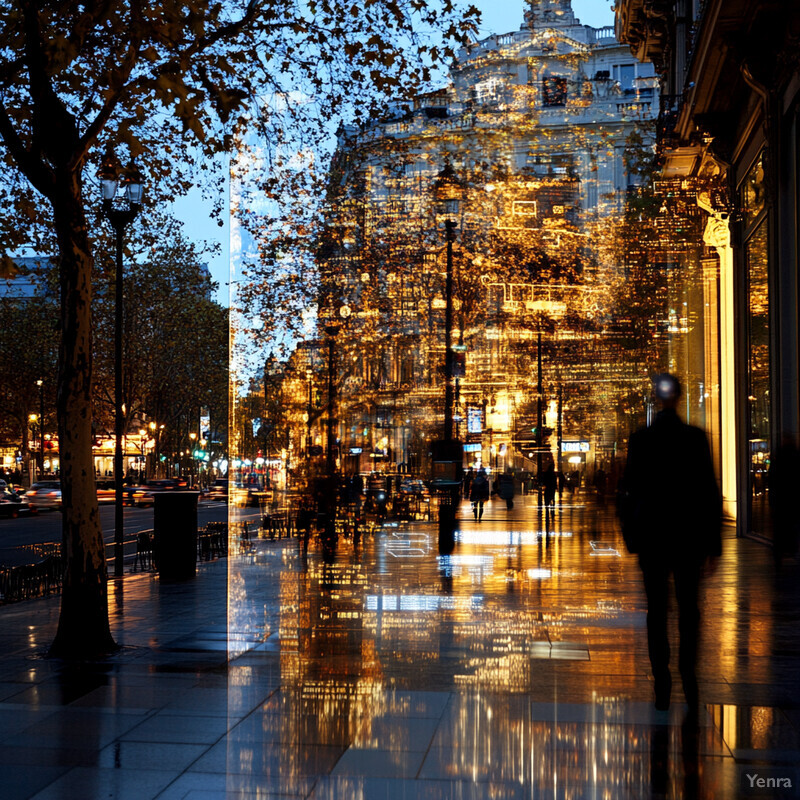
[452,350,466,378]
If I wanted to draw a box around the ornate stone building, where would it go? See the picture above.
[293,0,659,485]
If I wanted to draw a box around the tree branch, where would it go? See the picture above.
[19,0,81,165]
[0,56,25,90]
[70,0,143,169]
[0,99,55,197]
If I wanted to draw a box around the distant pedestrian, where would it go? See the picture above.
[593,467,607,504]
[296,496,314,551]
[619,374,721,713]
[462,466,474,499]
[496,471,515,510]
[541,462,557,511]
[469,468,490,521]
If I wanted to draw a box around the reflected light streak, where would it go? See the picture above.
[455,529,572,545]
[526,568,552,579]
[589,540,621,557]
[437,554,495,567]
[365,594,484,611]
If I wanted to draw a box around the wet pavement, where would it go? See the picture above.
[0,492,798,799]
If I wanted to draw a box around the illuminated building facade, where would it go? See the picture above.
[302,0,660,485]
[616,0,800,541]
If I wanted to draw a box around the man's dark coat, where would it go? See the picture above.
[620,408,722,559]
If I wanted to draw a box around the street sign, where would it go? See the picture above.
[467,407,482,433]
[562,440,590,452]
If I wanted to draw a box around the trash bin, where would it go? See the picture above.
[153,491,200,581]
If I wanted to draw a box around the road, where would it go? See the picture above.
[0,500,263,567]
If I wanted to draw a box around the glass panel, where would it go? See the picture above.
[746,218,770,538]
[742,151,766,230]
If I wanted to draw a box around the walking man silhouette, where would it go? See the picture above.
[620,374,721,712]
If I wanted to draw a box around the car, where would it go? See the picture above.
[96,481,116,504]
[0,490,37,518]
[146,479,188,491]
[123,486,155,508]
[208,479,228,501]
[398,478,430,497]
[231,483,272,507]
[24,481,62,510]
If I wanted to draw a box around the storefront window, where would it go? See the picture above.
[742,151,766,229]
[745,214,770,538]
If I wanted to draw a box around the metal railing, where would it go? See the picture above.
[0,523,231,604]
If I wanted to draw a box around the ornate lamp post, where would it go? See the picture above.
[432,161,464,551]
[325,304,351,478]
[36,378,44,474]
[100,150,144,577]
[189,432,198,487]
[305,368,313,462]
[433,161,463,442]
[28,413,38,484]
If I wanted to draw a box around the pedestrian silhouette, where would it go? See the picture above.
[469,468,490,521]
[462,466,474,499]
[593,466,607,505]
[496,471,515,510]
[619,374,721,712]
[541,461,557,511]
[767,438,800,569]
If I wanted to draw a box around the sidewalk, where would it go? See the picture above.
[0,494,798,799]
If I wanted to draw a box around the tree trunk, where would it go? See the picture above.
[49,170,117,659]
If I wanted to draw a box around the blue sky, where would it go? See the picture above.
[179,0,616,306]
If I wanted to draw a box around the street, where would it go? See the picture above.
[0,500,261,567]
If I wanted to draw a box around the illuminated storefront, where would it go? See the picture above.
[617,0,800,541]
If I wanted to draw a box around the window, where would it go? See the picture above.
[474,78,503,104]
[613,63,636,91]
[512,200,538,217]
[542,76,567,107]
[527,58,537,85]
[741,150,770,538]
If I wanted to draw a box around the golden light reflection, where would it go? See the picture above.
[220,2,747,795]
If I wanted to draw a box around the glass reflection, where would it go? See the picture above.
[221,1,757,796]
[746,217,770,539]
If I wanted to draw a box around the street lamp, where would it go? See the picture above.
[432,161,464,552]
[28,413,39,483]
[305,368,313,461]
[433,160,463,442]
[100,149,145,578]
[324,304,351,477]
[36,378,44,475]
[189,432,197,486]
